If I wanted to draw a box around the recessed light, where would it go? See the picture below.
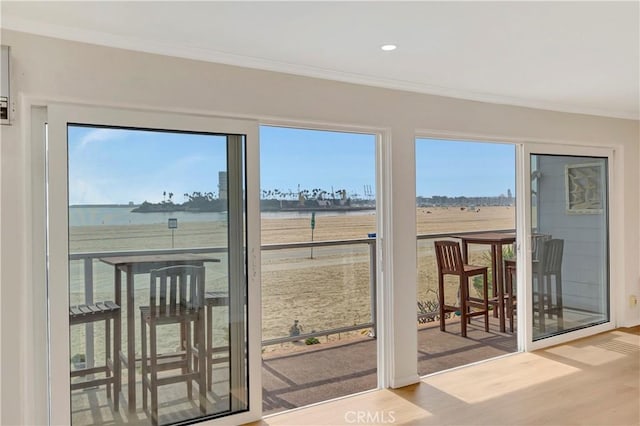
[381,44,397,51]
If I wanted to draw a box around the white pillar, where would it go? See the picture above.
[380,125,419,388]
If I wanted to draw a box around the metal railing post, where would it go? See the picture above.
[83,258,94,369]
[369,239,377,338]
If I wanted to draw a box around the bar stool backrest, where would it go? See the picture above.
[540,239,564,274]
[532,233,552,261]
[434,240,464,275]
[149,265,205,315]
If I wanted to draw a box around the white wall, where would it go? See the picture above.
[1,29,639,425]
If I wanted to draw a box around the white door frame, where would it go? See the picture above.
[518,143,617,352]
[46,103,261,425]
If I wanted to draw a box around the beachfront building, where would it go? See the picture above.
[1,2,638,426]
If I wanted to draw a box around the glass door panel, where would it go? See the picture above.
[47,105,260,426]
[415,138,517,375]
[529,154,609,341]
[259,126,378,414]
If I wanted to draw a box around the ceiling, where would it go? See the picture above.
[2,1,639,119]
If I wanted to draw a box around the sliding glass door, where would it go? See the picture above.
[259,126,378,413]
[522,145,612,349]
[47,105,261,425]
[415,138,517,376]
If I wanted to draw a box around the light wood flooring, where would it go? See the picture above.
[249,327,640,426]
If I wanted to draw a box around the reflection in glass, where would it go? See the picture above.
[530,155,609,340]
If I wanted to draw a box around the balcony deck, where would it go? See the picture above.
[263,314,515,415]
[71,315,516,424]
[70,231,520,424]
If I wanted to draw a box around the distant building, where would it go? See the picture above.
[218,171,228,199]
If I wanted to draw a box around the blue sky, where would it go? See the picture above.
[260,126,375,198]
[68,126,227,205]
[67,125,514,205]
[416,138,515,197]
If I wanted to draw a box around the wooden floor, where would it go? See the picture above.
[249,327,640,426]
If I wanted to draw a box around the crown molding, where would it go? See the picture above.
[3,15,638,121]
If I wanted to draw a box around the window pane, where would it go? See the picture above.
[416,138,517,376]
[260,126,377,414]
[530,154,609,340]
[68,125,248,425]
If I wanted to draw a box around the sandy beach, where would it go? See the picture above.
[68,206,515,360]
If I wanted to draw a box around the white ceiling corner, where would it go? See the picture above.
[1,1,638,120]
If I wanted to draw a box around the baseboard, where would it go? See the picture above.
[619,325,640,335]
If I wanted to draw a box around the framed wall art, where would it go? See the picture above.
[565,162,604,214]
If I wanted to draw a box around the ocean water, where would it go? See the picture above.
[69,206,226,227]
